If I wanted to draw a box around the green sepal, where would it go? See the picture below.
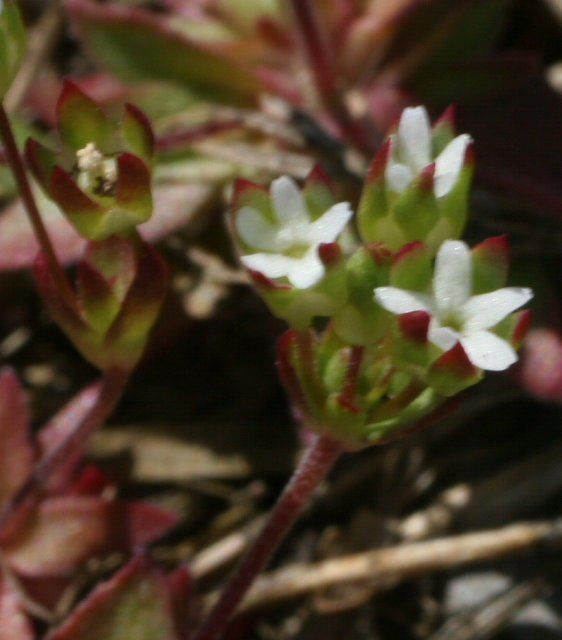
[431,106,457,156]
[57,80,116,153]
[333,246,392,345]
[357,140,391,245]
[471,235,509,293]
[427,343,482,397]
[390,242,432,291]
[394,166,440,243]
[365,387,442,443]
[303,165,337,220]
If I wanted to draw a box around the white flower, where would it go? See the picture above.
[235,176,352,289]
[386,106,472,198]
[374,240,533,371]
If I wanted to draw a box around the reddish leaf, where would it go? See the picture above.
[0,370,34,511]
[111,501,181,551]
[46,557,181,640]
[4,497,110,577]
[38,380,105,492]
[0,576,35,640]
[0,183,213,271]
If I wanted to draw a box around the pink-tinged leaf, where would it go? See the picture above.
[0,576,35,640]
[4,497,110,577]
[57,80,115,153]
[0,370,34,511]
[111,501,181,550]
[38,381,105,492]
[0,182,214,271]
[66,0,261,106]
[46,557,180,640]
[519,328,562,403]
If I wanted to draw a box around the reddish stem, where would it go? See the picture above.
[192,433,344,640]
[0,104,75,309]
[0,368,129,538]
[288,0,369,153]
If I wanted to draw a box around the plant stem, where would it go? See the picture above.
[0,368,129,538]
[288,0,370,153]
[0,104,75,309]
[192,433,344,640]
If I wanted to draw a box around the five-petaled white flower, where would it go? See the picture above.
[235,176,352,289]
[375,240,533,371]
[386,106,472,198]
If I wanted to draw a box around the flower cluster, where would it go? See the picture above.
[230,106,533,448]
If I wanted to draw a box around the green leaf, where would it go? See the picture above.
[67,0,262,105]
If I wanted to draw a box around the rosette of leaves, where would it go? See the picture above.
[34,235,168,371]
[26,80,154,241]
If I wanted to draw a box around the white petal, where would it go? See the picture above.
[428,319,459,351]
[461,287,533,331]
[308,202,353,243]
[433,240,472,315]
[287,251,325,289]
[434,134,472,198]
[397,106,431,172]
[271,175,309,225]
[386,162,414,193]
[374,287,431,315]
[460,330,518,371]
[240,252,296,278]
[235,206,281,251]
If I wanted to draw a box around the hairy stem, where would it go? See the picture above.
[0,368,129,537]
[192,433,344,640]
[0,104,75,308]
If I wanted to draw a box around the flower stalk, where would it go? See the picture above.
[192,432,344,640]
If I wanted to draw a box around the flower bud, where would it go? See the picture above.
[358,106,474,252]
[0,0,26,100]
[26,80,154,241]
[34,235,167,371]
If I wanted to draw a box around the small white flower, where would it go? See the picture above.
[235,176,352,289]
[386,106,472,199]
[374,240,533,371]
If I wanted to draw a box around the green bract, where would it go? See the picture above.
[26,80,154,241]
[0,0,26,100]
